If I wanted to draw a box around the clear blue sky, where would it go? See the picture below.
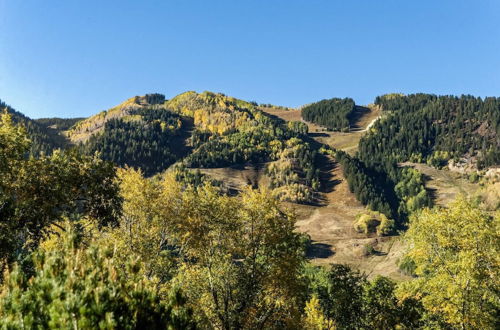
[1,1,499,119]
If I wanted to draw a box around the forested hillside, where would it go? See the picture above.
[321,146,429,231]
[0,99,70,155]
[165,91,255,134]
[301,97,356,131]
[330,93,500,226]
[82,108,184,176]
[39,91,321,203]
[68,93,166,142]
[166,91,320,202]
[363,93,500,169]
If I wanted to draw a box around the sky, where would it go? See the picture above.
[0,1,499,119]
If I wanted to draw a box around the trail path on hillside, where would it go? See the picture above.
[363,116,379,132]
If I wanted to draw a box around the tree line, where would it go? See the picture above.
[344,93,500,223]
[0,99,71,156]
[334,149,397,221]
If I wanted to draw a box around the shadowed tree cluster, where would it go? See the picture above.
[302,98,356,132]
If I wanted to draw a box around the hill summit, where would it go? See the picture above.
[68,93,166,143]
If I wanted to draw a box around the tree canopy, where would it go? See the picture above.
[399,198,500,329]
[301,98,356,132]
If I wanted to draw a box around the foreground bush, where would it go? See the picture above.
[0,225,194,329]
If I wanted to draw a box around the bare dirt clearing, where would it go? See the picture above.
[292,154,407,280]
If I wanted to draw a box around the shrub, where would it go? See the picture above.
[354,211,395,236]
[377,214,395,235]
[354,214,379,234]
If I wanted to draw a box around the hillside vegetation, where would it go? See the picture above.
[68,93,166,143]
[165,91,255,134]
[301,97,356,132]
[329,93,500,227]
[326,93,500,226]
[364,93,500,169]
[82,108,184,176]
[62,91,318,203]
[0,99,73,155]
[165,91,319,203]
[0,111,498,329]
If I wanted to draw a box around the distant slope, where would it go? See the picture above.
[0,99,72,155]
[35,117,85,131]
[401,162,481,206]
[261,103,381,155]
[261,102,405,279]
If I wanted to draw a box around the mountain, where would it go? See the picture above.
[39,91,318,202]
[5,91,500,210]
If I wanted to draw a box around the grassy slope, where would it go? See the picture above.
[258,104,410,279]
[260,105,381,155]
[401,162,481,206]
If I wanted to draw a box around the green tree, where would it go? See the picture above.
[301,98,356,131]
[363,276,407,329]
[316,265,366,329]
[173,185,306,329]
[0,113,121,275]
[304,264,426,329]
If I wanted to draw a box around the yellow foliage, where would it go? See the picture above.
[165,91,257,135]
[104,168,305,328]
[398,198,500,329]
[354,211,394,235]
[304,295,335,329]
